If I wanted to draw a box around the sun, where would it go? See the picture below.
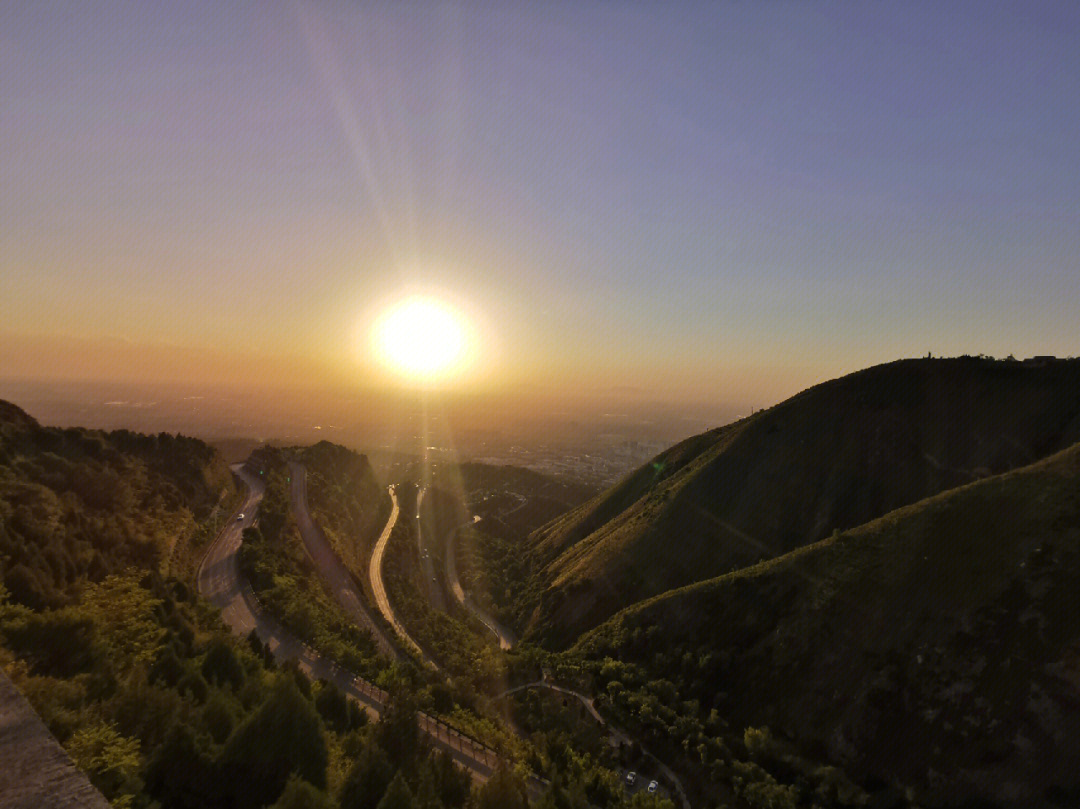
[373,297,470,380]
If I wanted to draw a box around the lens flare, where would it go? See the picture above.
[373,297,469,379]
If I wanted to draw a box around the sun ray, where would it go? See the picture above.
[373,297,471,380]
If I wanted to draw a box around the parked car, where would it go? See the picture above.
[237,513,245,521]
[626,771,636,786]
[648,781,658,794]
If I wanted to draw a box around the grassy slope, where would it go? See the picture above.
[529,357,1080,647]
[578,441,1080,805]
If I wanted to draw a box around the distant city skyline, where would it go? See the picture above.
[3,1,1078,412]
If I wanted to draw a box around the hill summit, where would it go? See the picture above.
[0,400,40,433]
[527,357,1080,646]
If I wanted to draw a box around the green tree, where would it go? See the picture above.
[375,694,422,769]
[413,766,442,809]
[475,764,528,809]
[65,721,143,808]
[201,637,245,689]
[145,724,222,809]
[628,792,677,809]
[219,676,328,809]
[431,749,470,808]
[202,689,236,744]
[110,669,186,752]
[315,679,364,733]
[2,607,98,677]
[339,742,394,809]
[177,668,209,703]
[269,774,337,809]
[376,772,417,809]
[150,644,186,687]
[81,573,164,668]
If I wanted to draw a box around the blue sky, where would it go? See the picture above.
[2,1,1078,404]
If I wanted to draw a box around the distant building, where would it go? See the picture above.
[1023,355,1057,367]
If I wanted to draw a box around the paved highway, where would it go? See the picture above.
[288,463,399,660]
[415,488,449,612]
[197,464,265,638]
[445,519,517,650]
[196,465,508,784]
[367,485,435,665]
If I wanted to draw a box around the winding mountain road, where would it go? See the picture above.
[197,465,265,638]
[367,485,438,666]
[501,681,620,738]
[445,521,517,650]
[197,466,507,783]
[288,463,398,660]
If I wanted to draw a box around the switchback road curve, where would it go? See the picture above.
[197,465,512,785]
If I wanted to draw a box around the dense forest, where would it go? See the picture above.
[2,403,672,809]
[0,400,236,609]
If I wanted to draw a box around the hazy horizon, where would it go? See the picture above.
[3,1,1079,435]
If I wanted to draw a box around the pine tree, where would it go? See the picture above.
[376,772,417,809]
[475,764,528,809]
[269,774,336,809]
[219,676,328,809]
[339,742,394,809]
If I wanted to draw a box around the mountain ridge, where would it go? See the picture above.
[526,357,1080,646]
[574,438,1080,806]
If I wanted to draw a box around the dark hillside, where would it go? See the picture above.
[577,441,1080,807]
[530,357,1080,646]
[530,426,733,562]
[0,401,234,607]
[298,441,390,569]
[454,462,596,542]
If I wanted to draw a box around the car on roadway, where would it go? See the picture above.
[626,771,636,787]
[648,781,658,794]
[237,513,245,521]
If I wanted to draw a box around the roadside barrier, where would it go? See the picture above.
[239,580,524,780]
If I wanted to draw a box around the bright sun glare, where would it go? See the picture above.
[373,297,469,379]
